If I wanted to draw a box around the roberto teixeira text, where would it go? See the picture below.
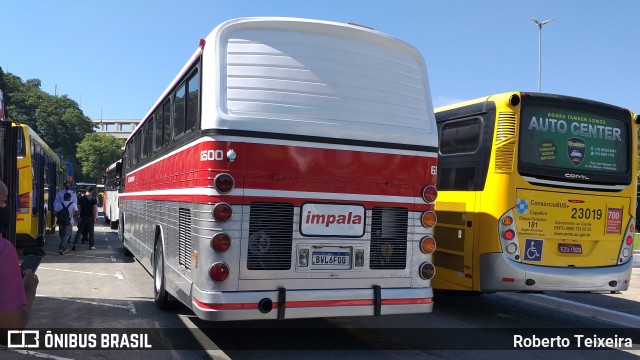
[513,334,634,349]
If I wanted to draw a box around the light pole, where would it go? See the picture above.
[531,17,555,92]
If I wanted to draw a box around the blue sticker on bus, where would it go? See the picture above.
[524,238,543,262]
[516,199,529,214]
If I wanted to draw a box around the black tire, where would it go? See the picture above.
[110,220,118,230]
[153,240,171,310]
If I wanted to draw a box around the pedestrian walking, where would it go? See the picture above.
[54,178,78,209]
[72,187,98,250]
[54,192,78,254]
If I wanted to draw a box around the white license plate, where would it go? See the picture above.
[311,251,351,269]
[558,243,582,254]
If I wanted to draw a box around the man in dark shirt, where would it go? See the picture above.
[72,187,98,250]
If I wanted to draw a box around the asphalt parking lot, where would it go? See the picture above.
[4,215,640,359]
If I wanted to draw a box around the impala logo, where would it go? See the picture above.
[565,173,589,180]
[305,211,363,227]
[300,203,365,237]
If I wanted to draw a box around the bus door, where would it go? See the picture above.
[1,121,18,246]
[34,153,46,246]
[434,113,493,291]
[433,186,476,290]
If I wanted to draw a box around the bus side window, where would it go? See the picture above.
[437,116,491,191]
[173,83,186,138]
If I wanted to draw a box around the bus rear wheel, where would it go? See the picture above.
[153,240,172,310]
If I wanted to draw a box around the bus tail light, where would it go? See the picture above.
[499,209,521,262]
[209,262,230,282]
[421,211,437,228]
[18,193,30,214]
[503,229,515,241]
[214,173,235,194]
[419,262,435,280]
[420,236,436,254]
[212,203,232,222]
[422,185,437,203]
[618,218,634,264]
[211,232,231,252]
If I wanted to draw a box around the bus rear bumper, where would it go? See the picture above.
[480,253,633,292]
[190,286,433,321]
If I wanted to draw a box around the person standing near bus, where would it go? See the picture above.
[72,187,97,250]
[0,180,39,331]
[54,179,78,209]
[54,192,78,254]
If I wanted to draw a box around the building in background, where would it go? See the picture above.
[92,119,140,139]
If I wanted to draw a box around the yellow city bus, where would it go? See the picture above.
[14,122,64,248]
[433,91,637,292]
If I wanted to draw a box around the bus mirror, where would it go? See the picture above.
[115,180,121,187]
[101,175,106,184]
[635,115,640,124]
[115,161,123,179]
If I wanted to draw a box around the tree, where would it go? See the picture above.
[76,133,124,182]
[0,67,94,179]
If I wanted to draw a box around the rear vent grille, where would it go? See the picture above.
[370,207,408,269]
[178,208,192,270]
[248,202,294,270]
[495,111,517,173]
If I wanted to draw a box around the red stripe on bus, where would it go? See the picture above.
[123,140,437,197]
[192,298,259,310]
[380,298,433,305]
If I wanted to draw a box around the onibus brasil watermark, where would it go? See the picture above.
[7,330,152,349]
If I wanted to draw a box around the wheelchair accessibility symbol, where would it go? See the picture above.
[524,238,543,262]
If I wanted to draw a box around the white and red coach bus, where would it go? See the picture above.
[119,17,439,321]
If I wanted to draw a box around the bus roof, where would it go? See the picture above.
[131,17,437,149]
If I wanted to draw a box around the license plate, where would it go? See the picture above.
[558,243,582,254]
[312,251,351,268]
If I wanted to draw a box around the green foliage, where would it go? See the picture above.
[1,67,95,180]
[77,133,124,182]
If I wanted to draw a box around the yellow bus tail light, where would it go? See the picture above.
[18,193,30,214]
[617,219,635,264]
[506,243,518,254]
[499,209,521,262]
[503,229,515,241]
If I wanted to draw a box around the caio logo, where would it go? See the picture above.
[301,203,365,237]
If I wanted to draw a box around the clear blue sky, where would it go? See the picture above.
[2,0,639,121]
